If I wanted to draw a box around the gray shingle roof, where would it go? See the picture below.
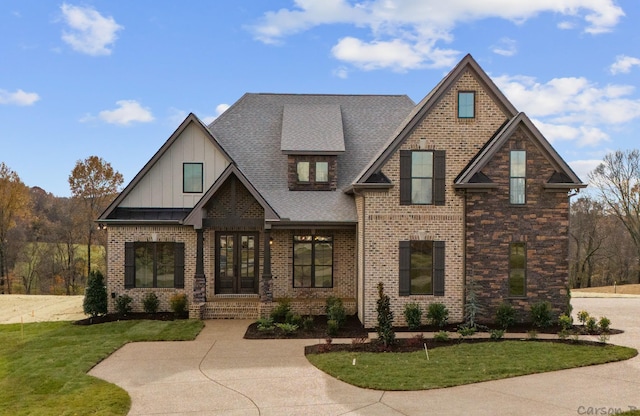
[209,94,415,223]
[281,104,345,154]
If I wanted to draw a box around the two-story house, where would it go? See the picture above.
[99,54,585,328]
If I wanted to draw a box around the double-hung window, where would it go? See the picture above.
[399,240,445,296]
[124,242,185,289]
[183,163,203,193]
[510,150,526,204]
[293,235,333,288]
[458,91,475,118]
[400,150,446,205]
[509,242,526,297]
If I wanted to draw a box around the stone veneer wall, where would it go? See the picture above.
[105,225,197,314]
[465,127,571,323]
[359,69,512,328]
[267,228,357,316]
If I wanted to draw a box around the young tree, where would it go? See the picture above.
[83,270,107,317]
[590,150,640,283]
[0,163,30,293]
[68,156,123,277]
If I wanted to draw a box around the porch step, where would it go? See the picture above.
[202,296,260,319]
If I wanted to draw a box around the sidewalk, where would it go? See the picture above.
[89,297,640,415]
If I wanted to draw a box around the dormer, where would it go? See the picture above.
[281,104,344,191]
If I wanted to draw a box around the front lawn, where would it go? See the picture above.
[307,340,637,391]
[0,319,204,416]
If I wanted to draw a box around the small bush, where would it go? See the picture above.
[530,301,553,328]
[598,333,610,344]
[170,293,188,316]
[577,310,590,325]
[271,298,291,323]
[495,302,516,329]
[403,303,423,330]
[426,303,449,328]
[599,316,611,332]
[558,314,573,331]
[115,294,133,316]
[489,329,504,341]
[327,319,339,336]
[326,297,346,329]
[558,329,570,340]
[406,333,425,348]
[457,325,477,337]
[83,270,107,317]
[433,331,449,342]
[275,322,298,335]
[142,292,160,314]
[256,317,275,332]
[302,316,315,331]
[286,312,303,327]
[586,316,598,333]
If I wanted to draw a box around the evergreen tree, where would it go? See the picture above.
[83,270,107,317]
[376,282,395,347]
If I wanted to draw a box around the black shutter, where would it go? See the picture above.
[124,242,135,289]
[434,150,446,205]
[433,241,445,296]
[174,242,185,289]
[399,241,411,296]
[399,150,412,205]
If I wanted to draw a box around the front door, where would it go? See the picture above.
[215,232,259,294]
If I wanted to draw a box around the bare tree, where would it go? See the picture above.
[569,196,607,288]
[0,163,30,293]
[68,156,123,278]
[589,149,640,283]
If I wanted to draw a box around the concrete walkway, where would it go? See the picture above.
[89,297,640,415]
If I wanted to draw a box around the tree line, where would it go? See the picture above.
[0,156,122,295]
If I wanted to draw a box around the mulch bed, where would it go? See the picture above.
[73,312,188,325]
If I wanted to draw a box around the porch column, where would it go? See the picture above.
[193,228,206,303]
[261,224,273,302]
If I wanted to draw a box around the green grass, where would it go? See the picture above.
[307,341,638,391]
[0,319,204,415]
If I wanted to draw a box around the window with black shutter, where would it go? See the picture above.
[400,150,445,205]
[399,240,445,296]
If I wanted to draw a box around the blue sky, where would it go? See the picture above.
[1,1,639,197]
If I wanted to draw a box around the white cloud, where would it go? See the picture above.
[202,104,230,125]
[491,38,517,57]
[60,3,123,56]
[569,159,603,183]
[610,55,640,75]
[97,100,154,125]
[332,66,349,79]
[249,0,624,71]
[0,88,40,106]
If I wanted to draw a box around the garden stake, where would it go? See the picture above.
[424,343,429,360]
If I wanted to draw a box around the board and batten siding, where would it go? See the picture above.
[120,122,230,208]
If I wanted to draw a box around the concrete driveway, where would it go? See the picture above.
[89,297,640,415]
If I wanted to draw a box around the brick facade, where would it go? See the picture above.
[465,127,571,323]
[287,155,338,191]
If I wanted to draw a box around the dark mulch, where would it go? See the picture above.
[73,312,188,325]
[244,315,368,339]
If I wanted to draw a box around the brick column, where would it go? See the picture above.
[261,225,273,302]
[193,228,206,303]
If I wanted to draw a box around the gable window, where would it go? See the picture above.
[293,235,333,288]
[399,240,445,296]
[183,163,203,193]
[509,242,526,297]
[510,150,526,204]
[400,150,445,205]
[316,161,329,182]
[297,161,310,182]
[458,91,475,118]
[124,242,185,289]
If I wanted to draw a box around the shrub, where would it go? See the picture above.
[426,303,449,328]
[527,330,538,340]
[577,310,590,325]
[433,331,449,342]
[530,301,553,328]
[586,316,598,333]
[495,302,516,329]
[170,293,188,316]
[558,314,573,331]
[83,270,107,317]
[275,322,298,335]
[558,329,570,340]
[286,312,303,327]
[115,294,133,316]
[142,292,160,314]
[302,316,315,331]
[599,316,611,333]
[376,282,395,347]
[403,303,423,330]
[326,297,346,329]
[457,325,477,337]
[270,298,291,323]
[327,319,339,336]
[256,317,274,332]
[489,329,504,341]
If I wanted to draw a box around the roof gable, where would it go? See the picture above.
[99,113,232,221]
[455,112,586,188]
[354,54,518,185]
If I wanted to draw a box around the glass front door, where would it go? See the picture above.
[215,233,258,294]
